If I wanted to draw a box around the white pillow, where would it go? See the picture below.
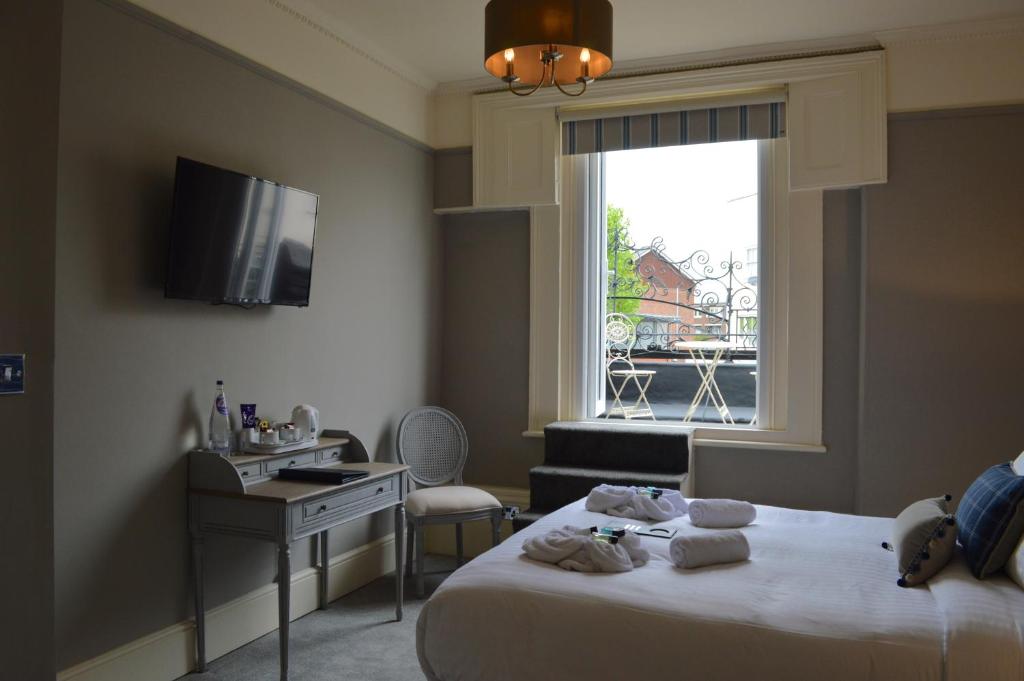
[1013,451,1024,476]
[1006,534,1024,590]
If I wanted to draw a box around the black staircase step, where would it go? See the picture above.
[529,464,687,514]
[543,421,689,473]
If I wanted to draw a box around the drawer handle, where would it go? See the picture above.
[241,470,249,477]
[318,503,328,513]
[376,487,384,495]
[288,460,297,467]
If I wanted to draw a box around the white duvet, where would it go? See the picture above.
[417,499,1024,681]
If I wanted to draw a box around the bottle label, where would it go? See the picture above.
[216,394,228,416]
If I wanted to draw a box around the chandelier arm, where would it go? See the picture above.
[508,59,549,97]
[554,79,588,97]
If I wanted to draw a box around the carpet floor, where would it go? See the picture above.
[178,556,456,681]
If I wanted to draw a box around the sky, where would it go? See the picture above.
[604,140,760,281]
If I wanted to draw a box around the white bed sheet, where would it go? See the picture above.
[417,499,1024,681]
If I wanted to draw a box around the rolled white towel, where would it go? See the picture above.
[688,499,757,528]
[670,530,750,569]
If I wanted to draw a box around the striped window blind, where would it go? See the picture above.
[561,102,786,155]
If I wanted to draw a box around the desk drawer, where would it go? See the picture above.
[265,451,317,475]
[318,446,343,464]
[301,476,398,523]
[237,463,262,482]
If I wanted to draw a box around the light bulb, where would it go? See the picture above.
[580,48,591,63]
[504,48,515,63]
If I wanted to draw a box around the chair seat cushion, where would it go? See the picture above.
[406,486,501,517]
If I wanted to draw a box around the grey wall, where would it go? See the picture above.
[54,0,440,668]
[0,3,61,679]
[439,211,545,487]
[695,188,863,512]
[857,107,1024,516]
[435,107,1024,519]
[434,148,473,210]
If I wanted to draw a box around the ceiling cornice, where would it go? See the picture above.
[268,0,438,91]
[435,32,882,95]
[875,14,1024,46]
[436,13,1024,96]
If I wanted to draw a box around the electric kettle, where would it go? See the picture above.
[291,404,320,442]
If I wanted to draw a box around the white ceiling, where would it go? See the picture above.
[302,0,1024,87]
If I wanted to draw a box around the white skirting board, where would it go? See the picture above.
[57,536,396,681]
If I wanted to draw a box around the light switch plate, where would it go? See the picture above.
[0,354,25,394]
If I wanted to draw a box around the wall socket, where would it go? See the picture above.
[0,354,25,395]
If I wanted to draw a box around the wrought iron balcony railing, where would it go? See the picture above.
[607,228,758,360]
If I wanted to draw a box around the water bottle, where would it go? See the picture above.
[209,380,232,451]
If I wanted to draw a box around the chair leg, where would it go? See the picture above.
[455,523,464,567]
[491,510,502,547]
[405,522,415,577]
[415,523,426,598]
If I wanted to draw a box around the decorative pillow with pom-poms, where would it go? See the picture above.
[885,495,956,587]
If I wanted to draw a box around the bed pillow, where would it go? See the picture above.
[1012,451,1024,476]
[889,495,956,587]
[957,462,1024,578]
[1006,534,1024,590]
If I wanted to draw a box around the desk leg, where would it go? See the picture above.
[318,530,329,610]
[191,535,206,673]
[394,503,405,621]
[277,544,291,681]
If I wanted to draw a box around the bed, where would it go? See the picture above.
[416,499,1024,681]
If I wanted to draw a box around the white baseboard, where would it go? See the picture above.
[57,536,396,681]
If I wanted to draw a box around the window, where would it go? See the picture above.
[591,141,763,425]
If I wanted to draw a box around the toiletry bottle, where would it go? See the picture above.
[209,380,232,452]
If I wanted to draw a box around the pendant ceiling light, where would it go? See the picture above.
[484,0,613,97]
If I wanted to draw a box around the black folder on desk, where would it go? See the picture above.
[276,467,369,485]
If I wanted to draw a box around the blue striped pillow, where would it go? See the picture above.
[957,463,1024,578]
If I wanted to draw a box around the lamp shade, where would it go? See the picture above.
[484,0,613,86]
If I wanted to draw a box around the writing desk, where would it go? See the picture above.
[188,436,408,681]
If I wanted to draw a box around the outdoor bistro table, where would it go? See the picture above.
[673,340,736,424]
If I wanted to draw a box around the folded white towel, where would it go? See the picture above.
[688,499,756,528]
[670,530,750,569]
[585,484,689,522]
[522,525,649,572]
[521,525,588,564]
[585,485,635,512]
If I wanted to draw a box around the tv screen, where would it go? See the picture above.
[164,157,319,307]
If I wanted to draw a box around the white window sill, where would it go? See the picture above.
[523,420,826,454]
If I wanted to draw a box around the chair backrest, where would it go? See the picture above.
[396,406,468,487]
[606,313,637,368]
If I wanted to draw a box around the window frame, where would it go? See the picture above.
[544,138,825,451]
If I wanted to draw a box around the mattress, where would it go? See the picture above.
[417,499,1024,681]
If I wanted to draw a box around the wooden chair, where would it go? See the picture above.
[396,406,502,597]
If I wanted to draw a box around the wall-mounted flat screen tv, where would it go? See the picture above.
[165,157,319,307]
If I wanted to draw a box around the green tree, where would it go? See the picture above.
[606,204,644,316]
